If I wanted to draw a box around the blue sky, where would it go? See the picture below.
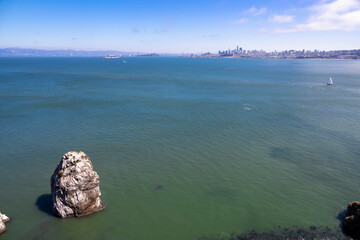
[0,0,359,53]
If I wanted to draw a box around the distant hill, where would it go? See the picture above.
[0,48,145,57]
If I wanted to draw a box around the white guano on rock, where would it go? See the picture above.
[0,212,10,234]
[50,151,105,218]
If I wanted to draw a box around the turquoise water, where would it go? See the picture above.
[0,57,360,239]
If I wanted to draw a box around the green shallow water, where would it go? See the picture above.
[0,57,360,239]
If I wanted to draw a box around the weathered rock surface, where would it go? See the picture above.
[0,212,10,234]
[51,151,105,218]
[343,201,360,238]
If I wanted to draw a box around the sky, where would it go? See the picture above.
[0,0,359,53]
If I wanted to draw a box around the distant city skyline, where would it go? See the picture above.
[1,0,360,53]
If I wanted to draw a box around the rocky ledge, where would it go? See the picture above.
[0,212,10,234]
[51,151,105,218]
[343,201,360,238]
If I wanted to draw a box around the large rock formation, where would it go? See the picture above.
[343,201,360,238]
[0,212,10,234]
[51,151,105,218]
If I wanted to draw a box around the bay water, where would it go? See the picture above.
[0,57,360,239]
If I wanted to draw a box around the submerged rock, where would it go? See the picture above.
[199,226,346,240]
[343,201,360,238]
[0,212,10,234]
[51,151,105,218]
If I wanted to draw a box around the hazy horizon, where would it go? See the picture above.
[1,0,360,53]
[1,47,360,56]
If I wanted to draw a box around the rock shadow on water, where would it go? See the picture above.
[337,209,350,236]
[35,194,54,216]
[31,194,65,240]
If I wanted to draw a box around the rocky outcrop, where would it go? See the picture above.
[0,212,10,234]
[343,201,360,238]
[51,151,105,218]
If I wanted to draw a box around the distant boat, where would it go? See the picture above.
[102,55,120,59]
[327,77,333,85]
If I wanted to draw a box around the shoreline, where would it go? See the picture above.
[0,55,359,60]
[199,226,348,240]
[194,55,360,60]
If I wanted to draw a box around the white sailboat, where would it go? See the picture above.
[327,77,333,85]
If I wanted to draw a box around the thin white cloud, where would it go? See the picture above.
[233,18,248,24]
[258,28,268,33]
[270,14,294,23]
[247,7,267,16]
[277,0,360,32]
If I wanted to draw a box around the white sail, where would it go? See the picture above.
[327,77,333,85]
